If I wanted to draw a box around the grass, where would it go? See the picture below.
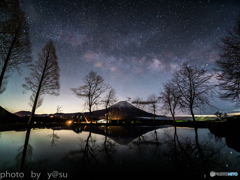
[175,120,191,122]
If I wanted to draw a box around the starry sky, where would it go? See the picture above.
[1,0,240,116]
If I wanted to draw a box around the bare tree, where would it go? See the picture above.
[55,105,62,122]
[215,18,240,106]
[22,40,60,124]
[160,83,181,122]
[71,71,110,122]
[0,0,32,94]
[101,88,117,123]
[132,97,145,123]
[172,62,215,122]
[214,111,223,119]
[147,93,159,123]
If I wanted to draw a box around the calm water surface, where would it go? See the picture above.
[0,125,239,179]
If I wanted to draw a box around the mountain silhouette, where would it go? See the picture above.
[14,101,164,121]
[83,101,163,120]
[14,111,31,117]
[0,106,21,122]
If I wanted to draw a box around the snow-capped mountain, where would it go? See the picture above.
[110,101,136,109]
[82,101,162,120]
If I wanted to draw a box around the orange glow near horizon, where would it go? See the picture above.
[66,120,72,126]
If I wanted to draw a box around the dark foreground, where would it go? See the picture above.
[0,119,239,179]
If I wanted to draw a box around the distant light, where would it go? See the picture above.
[66,120,73,126]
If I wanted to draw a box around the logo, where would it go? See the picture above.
[210,171,238,177]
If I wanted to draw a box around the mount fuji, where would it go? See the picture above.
[82,101,163,120]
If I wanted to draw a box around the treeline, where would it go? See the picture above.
[70,16,240,123]
[0,1,60,124]
[1,1,240,124]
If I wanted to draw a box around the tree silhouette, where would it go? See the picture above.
[160,82,181,122]
[55,105,62,122]
[101,88,117,123]
[97,126,116,168]
[172,62,215,122]
[215,18,240,106]
[214,111,223,119]
[0,0,32,94]
[71,71,110,122]
[22,40,60,124]
[131,97,145,123]
[147,93,159,123]
[163,127,226,178]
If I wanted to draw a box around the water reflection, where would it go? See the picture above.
[209,126,240,153]
[97,126,117,167]
[0,125,239,178]
[162,127,232,178]
[62,127,99,177]
[150,126,161,157]
[81,128,98,173]
[46,129,60,147]
[16,142,33,170]
[20,127,31,172]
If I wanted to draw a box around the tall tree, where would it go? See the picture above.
[101,88,117,123]
[160,82,181,122]
[71,71,110,122]
[0,0,32,94]
[147,93,159,123]
[215,18,240,106]
[22,40,60,124]
[172,62,215,122]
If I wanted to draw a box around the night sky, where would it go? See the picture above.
[1,0,240,116]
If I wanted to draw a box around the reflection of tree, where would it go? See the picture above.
[163,127,227,178]
[17,127,49,173]
[20,127,31,172]
[16,143,33,170]
[46,130,60,147]
[97,126,116,167]
[132,126,147,156]
[151,126,161,156]
[62,127,98,175]
[82,129,98,172]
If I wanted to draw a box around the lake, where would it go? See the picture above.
[0,125,239,179]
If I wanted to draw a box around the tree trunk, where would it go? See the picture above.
[153,107,155,123]
[105,106,109,124]
[0,23,20,90]
[190,107,196,122]
[90,109,93,123]
[171,111,176,123]
[28,47,50,124]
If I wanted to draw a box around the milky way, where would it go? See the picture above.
[1,0,240,115]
